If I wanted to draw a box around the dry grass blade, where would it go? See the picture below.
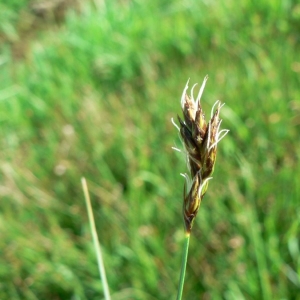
[81,177,111,300]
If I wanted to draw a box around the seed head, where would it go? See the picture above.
[173,76,229,232]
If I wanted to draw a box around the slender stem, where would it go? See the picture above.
[176,232,191,300]
[81,177,111,300]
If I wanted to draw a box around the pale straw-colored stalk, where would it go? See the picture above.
[81,177,111,300]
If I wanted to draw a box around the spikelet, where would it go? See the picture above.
[173,76,229,233]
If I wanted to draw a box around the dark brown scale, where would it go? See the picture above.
[182,95,195,130]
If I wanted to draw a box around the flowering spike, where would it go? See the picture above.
[174,76,228,233]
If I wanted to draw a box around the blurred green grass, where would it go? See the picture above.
[1,0,300,299]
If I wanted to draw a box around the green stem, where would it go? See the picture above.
[176,232,191,300]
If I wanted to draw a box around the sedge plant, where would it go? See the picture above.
[172,76,229,299]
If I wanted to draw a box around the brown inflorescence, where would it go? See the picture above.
[172,76,229,233]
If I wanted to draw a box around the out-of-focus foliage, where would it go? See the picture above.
[1,0,300,299]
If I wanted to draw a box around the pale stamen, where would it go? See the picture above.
[172,147,182,152]
[197,176,213,198]
[216,119,223,133]
[171,118,180,131]
[180,173,192,191]
[196,75,208,105]
[181,78,190,108]
[208,129,230,151]
[190,83,198,105]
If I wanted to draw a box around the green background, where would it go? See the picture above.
[1,0,300,299]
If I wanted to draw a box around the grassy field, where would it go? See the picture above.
[1,0,300,299]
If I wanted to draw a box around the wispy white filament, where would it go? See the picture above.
[208,129,230,151]
[197,176,213,198]
[180,172,192,191]
[190,83,198,104]
[172,147,182,152]
[171,117,180,131]
[181,78,190,108]
[196,75,208,105]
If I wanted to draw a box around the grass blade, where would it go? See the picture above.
[81,177,111,300]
